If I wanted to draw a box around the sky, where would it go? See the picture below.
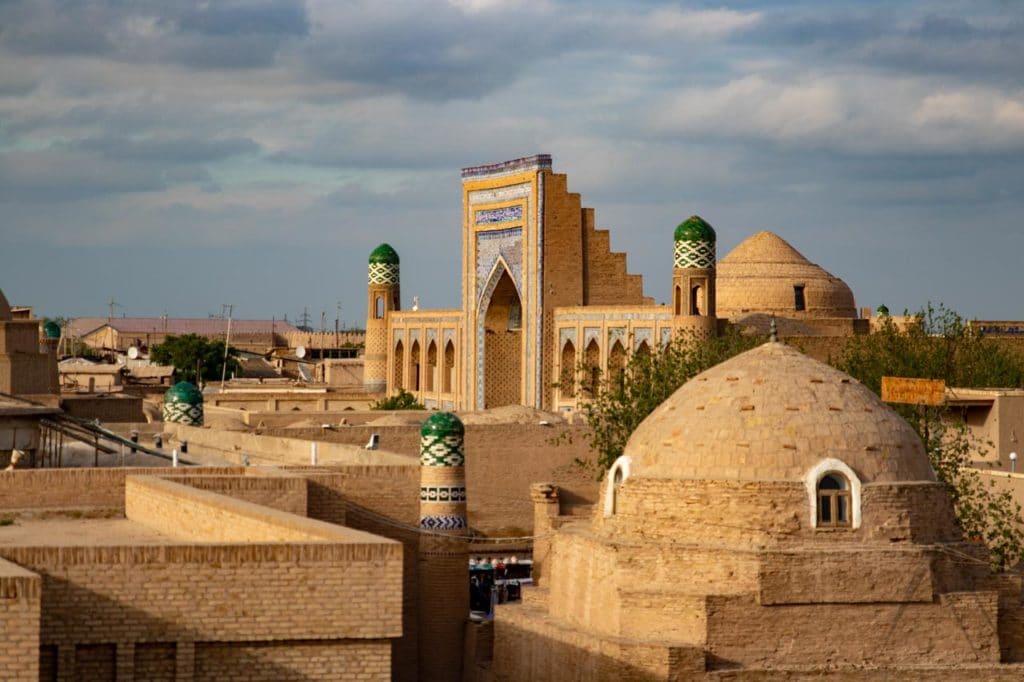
[1,0,1023,325]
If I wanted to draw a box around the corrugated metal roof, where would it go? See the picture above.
[70,317,299,338]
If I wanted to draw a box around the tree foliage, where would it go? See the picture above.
[370,388,426,410]
[573,328,764,472]
[150,334,240,385]
[837,303,1024,570]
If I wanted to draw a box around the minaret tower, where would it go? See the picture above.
[672,215,718,339]
[417,412,469,681]
[364,243,400,393]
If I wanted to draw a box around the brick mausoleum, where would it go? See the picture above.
[494,340,1024,679]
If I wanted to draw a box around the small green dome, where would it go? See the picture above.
[877,304,890,316]
[420,412,464,440]
[368,243,400,265]
[43,320,61,339]
[164,381,203,405]
[674,215,717,243]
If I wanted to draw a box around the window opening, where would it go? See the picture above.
[817,473,850,527]
[375,296,384,319]
[794,285,806,312]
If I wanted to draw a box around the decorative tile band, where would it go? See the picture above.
[674,239,715,269]
[419,514,468,530]
[475,205,523,225]
[420,434,466,467]
[420,486,468,502]
[368,262,400,285]
[461,154,552,179]
[163,402,203,426]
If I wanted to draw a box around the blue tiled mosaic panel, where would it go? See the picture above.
[419,515,468,530]
[476,205,523,225]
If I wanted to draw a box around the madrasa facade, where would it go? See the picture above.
[363,154,861,411]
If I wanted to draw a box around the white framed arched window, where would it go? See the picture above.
[804,458,862,530]
[604,455,633,517]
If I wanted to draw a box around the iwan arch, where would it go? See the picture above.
[364,154,859,411]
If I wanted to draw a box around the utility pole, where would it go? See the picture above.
[220,304,234,390]
[335,301,341,346]
[107,298,122,321]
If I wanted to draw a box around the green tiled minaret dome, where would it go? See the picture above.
[877,304,890,316]
[368,243,400,285]
[420,412,465,467]
[674,215,717,269]
[163,381,204,426]
[43,320,61,339]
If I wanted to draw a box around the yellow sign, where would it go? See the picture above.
[881,377,946,406]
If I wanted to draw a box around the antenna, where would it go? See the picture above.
[107,298,123,321]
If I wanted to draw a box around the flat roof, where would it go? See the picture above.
[0,518,174,548]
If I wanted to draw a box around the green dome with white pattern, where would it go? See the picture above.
[368,244,400,285]
[877,304,890,317]
[674,215,717,269]
[419,412,465,467]
[163,381,204,426]
[43,320,61,339]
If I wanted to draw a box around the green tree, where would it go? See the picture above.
[370,388,426,410]
[837,303,1024,569]
[574,328,763,472]
[150,334,240,385]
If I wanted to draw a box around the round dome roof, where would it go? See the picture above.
[716,231,856,319]
[420,411,464,439]
[164,381,203,405]
[674,215,716,243]
[43,320,61,338]
[877,304,890,316]
[624,342,934,484]
[368,243,400,265]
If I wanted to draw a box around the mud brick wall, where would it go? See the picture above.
[152,474,307,516]
[0,467,243,515]
[296,465,421,682]
[193,640,390,682]
[704,592,1001,668]
[125,476,363,543]
[275,423,600,536]
[0,558,40,681]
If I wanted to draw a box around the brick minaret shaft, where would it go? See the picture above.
[364,244,401,393]
[417,412,469,681]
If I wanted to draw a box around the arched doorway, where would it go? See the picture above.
[425,341,437,392]
[410,340,421,392]
[482,268,522,408]
[442,340,455,393]
[560,340,576,400]
[393,340,404,390]
[608,340,626,393]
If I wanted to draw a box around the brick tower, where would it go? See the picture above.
[417,412,469,681]
[364,243,400,393]
[672,215,718,340]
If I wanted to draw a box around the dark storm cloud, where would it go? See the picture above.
[70,135,260,163]
[741,5,1024,83]
[0,149,165,202]
[0,0,309,68]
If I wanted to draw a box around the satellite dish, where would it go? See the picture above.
[295,346,307,359]
[127,346,139,360]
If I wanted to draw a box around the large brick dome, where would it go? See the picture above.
[624,341,934,484]
[716,231,856,319]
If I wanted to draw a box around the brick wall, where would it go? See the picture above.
[0,467,243,515]
[193,640,390,682]
[271,423,600,536]
[0,558,40,681]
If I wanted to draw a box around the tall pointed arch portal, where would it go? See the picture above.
[480,263,523,408]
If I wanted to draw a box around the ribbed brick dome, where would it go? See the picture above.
[716,231,856,319]
[624,342,934,483]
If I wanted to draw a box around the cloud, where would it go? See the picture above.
[0,149,165,202]
[651,73,1024,154]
